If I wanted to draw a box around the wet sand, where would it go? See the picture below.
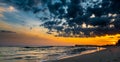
[52,46,120,62]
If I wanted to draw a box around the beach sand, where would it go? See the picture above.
[52,46,120,62]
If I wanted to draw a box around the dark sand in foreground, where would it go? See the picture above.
[52,47,120,62]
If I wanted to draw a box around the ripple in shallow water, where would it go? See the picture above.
[0,47,98,62]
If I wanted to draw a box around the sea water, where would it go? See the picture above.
[0,46,103,62]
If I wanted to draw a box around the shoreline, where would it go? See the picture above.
[58,47,106,60]
[42,47,105,62]
[52,46,120,62]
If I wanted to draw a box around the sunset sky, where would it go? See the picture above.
[0,0,120,46]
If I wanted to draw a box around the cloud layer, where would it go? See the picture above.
[1,0,120,37]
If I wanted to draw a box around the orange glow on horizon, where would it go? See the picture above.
[28,30,120,46]
[1,21,120,46]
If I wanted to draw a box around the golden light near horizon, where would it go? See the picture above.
[0,20,120,46]
[27,28,120,46]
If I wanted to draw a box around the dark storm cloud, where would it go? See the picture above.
[0,30,16,33]
[1,0,120,37]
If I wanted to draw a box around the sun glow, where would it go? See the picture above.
[1,20,119,46]
[16,25,120,46]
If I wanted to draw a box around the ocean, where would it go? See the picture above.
[0,46,103,62]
